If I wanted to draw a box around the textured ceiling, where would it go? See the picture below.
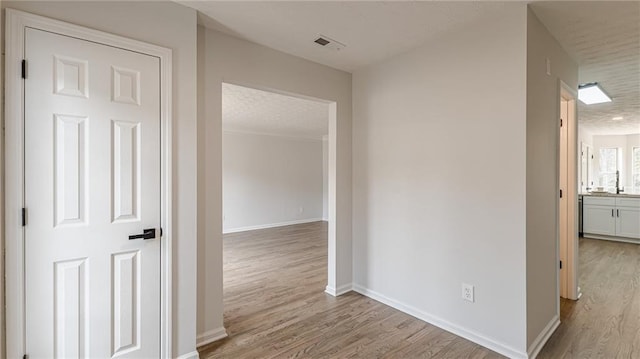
[191,1,638,136]
[531,1,640,135]
[181,1,511,72]
[222,83,328,139]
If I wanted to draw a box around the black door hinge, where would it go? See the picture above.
[160,227,163,237]
[559,261,563,269]
[560,118,563,127]
[22,208,26,226]
[560,189,563,198]
[24,354,29,359]
[21,60,26,79]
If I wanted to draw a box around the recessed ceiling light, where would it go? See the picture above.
[578,83,612,105]
[612,116,623,121]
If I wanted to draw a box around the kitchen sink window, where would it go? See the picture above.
[598,147,619,191]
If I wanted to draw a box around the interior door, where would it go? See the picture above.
[24,27,161,358]
[559,99,568,297]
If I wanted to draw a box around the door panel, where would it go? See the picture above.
[112,120,141,222]
[54,114,88,226]
[112,250,141,355]
[54,258,89,358]
[616,208,640,239]
[25,28,161,358]
[583,205,616,236]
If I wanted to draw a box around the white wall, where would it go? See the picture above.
[352,4,529,357]
[579,126,594,148]
[222,131,323,232]
[526,6,578,352]
[322,135,329,221]
[1,2,198,357]
[578,127,595,191]
[197,26,352,345]
[592,134,640,192]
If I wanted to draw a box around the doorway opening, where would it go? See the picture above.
[213,82,337,347]
[558,83,580,301]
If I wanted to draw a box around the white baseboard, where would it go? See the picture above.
[582,234,640,245]
[352,284,527,359]
[223,218,323,234]
[527,315,560,359]
[325,283,352,297]
[176,350,199,359]
[196,327,228,347]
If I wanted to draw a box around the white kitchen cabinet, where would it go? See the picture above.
[615,198,640,239]
[616,207,640,239]
[583,204,616,236]
[583,196,640,240]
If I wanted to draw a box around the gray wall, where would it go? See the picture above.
[222,131,323,232]
[352,4,529,356]
[197,26,352,343]
[525,7,578,350]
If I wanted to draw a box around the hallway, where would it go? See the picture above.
[539,238,640,357]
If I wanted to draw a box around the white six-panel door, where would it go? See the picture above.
[24,27,161,358]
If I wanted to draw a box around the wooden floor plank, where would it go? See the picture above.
[198,225,640,358]
[538,237,640,358]
[198,222,505,358]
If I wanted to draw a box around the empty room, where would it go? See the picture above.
[1,1,638,359]
[202,82,332,356]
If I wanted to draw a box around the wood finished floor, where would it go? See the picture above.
[198,225,640,358]
[198,222,503,359]
[538,237,640,358]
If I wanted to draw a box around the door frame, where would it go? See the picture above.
[558,80,580,301]
[4,9,173,358]
[219,81,340,296]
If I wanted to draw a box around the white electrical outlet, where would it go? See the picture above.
[462,283,474,302]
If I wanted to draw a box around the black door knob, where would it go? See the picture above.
[129,228,156,240]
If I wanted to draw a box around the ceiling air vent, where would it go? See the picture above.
[314,37,330,46]
[313,35,346,51]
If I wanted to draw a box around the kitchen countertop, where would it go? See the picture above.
[580,192,640,198]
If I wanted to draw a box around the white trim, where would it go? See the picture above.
[527,315,560,359]
[196,327,228,347]
[560,80,580,302]
[223,218,323,234]
[325,283,352,297]
[583,233,640,245]
[0,3,6,356]
[223,128,325,142]
[352,284,528,359]
[175,350,200,359]
[4,9,173,358]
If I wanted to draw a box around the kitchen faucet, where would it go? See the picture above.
[616,170,621,194]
